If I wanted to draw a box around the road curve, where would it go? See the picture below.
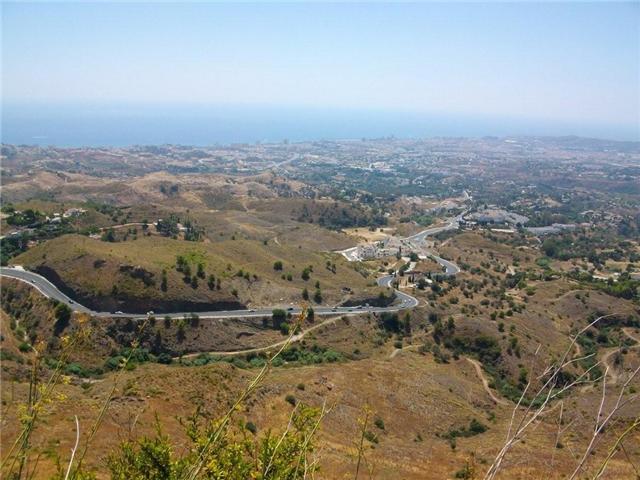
[339,212,463,275]
[0,267,419,320]
[0,216,461,320]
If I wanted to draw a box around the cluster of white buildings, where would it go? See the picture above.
[46,208,86,224]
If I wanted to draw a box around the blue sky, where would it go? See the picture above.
[2,2,639,138]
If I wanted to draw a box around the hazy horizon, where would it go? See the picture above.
[2,2,639,144]
[2,101,638,147]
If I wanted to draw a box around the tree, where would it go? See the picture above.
[208,274,215,290]
[161,270,168,292]
[301,268,311,281]
[302,288,309,300]
[53,303,72,336]
[272,309,287,329]
[447,317,456,332]
[542,238,558,258]
[313,288,322,304]
[153,330,163,353]
[273,261,283,271]
[177,321,186,342]
[176,255,187,272]
[403,312,412,336]
[197,263,205,279]
[378,312,400,333]
[101,228,116,242]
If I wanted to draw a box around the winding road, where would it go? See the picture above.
[338,213,463,276]
[0,267,419,320]
[0,219,460,320]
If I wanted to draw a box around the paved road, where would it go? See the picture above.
[0,267,417,320]
[404,216,461,243]
[0,214,461,319]
[428,253,460,276]
[339,212,464,275]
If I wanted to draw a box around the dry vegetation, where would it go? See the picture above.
[2,144,639,478]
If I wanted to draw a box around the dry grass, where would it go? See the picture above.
[13,233,381,310]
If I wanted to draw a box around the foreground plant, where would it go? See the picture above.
[2,308,325,480]
[1,315,92,480]
[107,403,323,480]
[106,309,324,480]
[484,313,640,480]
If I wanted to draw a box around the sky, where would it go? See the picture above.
[2,2,639,141]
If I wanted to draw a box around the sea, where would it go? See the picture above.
[1,102,635,146]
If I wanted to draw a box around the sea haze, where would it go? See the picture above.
[2,103,636,146]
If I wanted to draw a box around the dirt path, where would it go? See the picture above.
[573,340,583,358]
[389,344,420,359]
[554,288,588,301]
[602,348,622,385]
[623,327,640,344]
[465,357,509,406]
[99,222,147,231]
[179,315,339,359]
[598,327,640,386]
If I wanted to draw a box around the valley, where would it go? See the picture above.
[1,137,639,479]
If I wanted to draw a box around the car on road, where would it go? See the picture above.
[147,311,154,315]
[249,309,256,312]
[115,311,123,314]
[287,307,294,311]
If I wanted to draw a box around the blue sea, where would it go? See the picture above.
[1,102,636,146]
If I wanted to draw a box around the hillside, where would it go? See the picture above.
[13,234,383,313]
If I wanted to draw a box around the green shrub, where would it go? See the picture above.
[245,421,257,434]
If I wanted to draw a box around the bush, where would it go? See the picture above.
[285,394,296,406]
[272,309,287,329]
[53,303,72,336]
[378,312,401,333]
[157,353,173,364]
[301,267,311,281]
[363,431,378,444]
[105,404,321,479]
[245,421,257,434]
[313,288,322,303]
